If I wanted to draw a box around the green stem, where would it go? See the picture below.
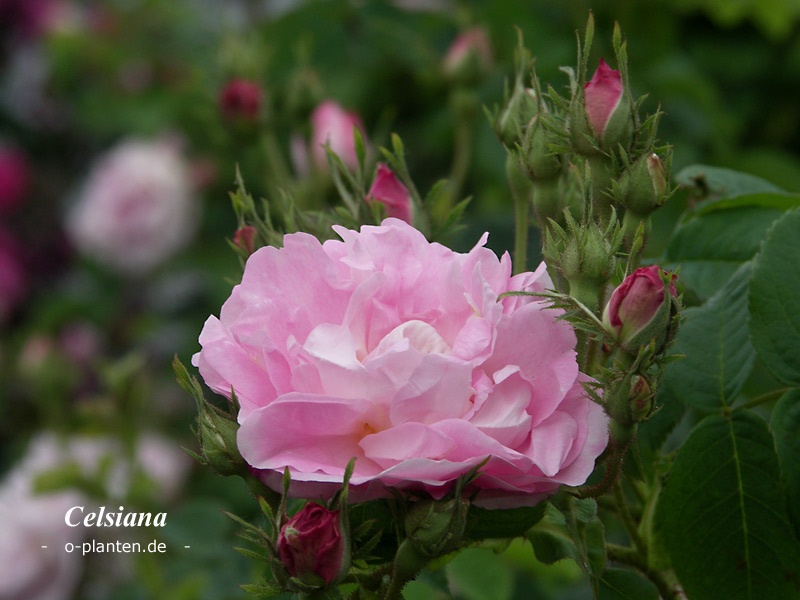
[614,479,647,558]
[587,154,613,226]
[507,155,533,275]
[384,540,428,600]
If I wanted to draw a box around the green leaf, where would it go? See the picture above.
[771,389,800,533]
[666,206,782,299]
[464,503,546,541]
[694,192,800,216]
[599,568,659,600]
[675,164,784,199]
[656,411,800,600]
[749,209,800,385]
[660,262,755,412]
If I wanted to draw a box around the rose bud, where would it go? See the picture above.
[617,152,670,217]
[232,225,258,257]
[219,78,262,122]
[366,163,412,223]
[571,59,632,154]
[278,503,348,586]
[310,100,364,171]
[442,27,492,85]
[0,144,31,214]
[602,265,679,354]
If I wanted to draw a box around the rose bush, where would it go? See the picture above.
[194,219,608,508]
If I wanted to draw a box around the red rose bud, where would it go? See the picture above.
[232,225,257,256]
[366,163,412,223]
[219,79,262,121]
[0,144,31,214]
[442,27,492,85]
[603,266,679,353]
[278,503,347,586]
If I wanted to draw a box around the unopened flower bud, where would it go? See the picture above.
[442,27,492,86]
[219,79,262,122]
[310,100,364,171]
[629,375,655,422]
[522,116,562,182]
[405,497,469,558]
[366,164,412,223]
[570,59,632,155]
[617,152,669,216]
[278,503,348,586]
[603,266,679,354]
[496,86,537,149]
[232,225,257,256]
[196,398,246,477]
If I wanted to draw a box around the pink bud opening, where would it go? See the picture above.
[310,100,364,171]
[583,59,624,142]
[278,503,345,585]
[366,164,412,223]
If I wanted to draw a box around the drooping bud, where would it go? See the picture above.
[442,27,492,86]
[405,496,469,558]
[218,78,263,122]
[366,163,412,223]
[310,100,364,171]
[602,266,679,354]
[278,503,348,586]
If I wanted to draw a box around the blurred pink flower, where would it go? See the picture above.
[366,163,412,223]
[310,100,364,170]
[194,219,608,508]
[442,27,492,81]
[65,137,198,275]
[0,144,30,214]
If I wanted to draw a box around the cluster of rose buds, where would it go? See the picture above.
[489,19,682,472]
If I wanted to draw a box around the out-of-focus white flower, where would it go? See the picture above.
[65,137,198,275]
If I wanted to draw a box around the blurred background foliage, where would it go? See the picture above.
[1,0,799,598]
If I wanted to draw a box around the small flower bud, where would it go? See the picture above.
[219,79,262,122]
[602,266,679,354]
[232,225,257,256]
[196,398,246,477]
[278,503,348,586]
[629,374,655,422]
[495,85,538,149]
[522,116,562,182]
[442,27,492,86]
[617,152,669,217]
[405,496,469,558]
[366,164,412,223]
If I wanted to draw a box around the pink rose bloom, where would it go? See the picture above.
[0,144,31,214]
[310,100,364,171]
[583,58,624,143]
[194,219,608,508]
[65,137,198,275]
[366,163,412,223]
[0,229,26,322]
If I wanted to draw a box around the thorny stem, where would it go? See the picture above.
[613,478,647,557]
[607,544,686,600]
